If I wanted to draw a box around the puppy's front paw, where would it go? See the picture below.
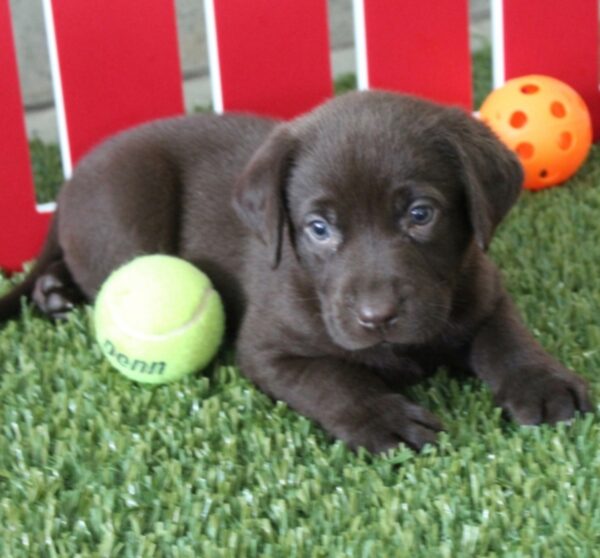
[32,262,83,319]
[495,366,593,425]
[341,394,443,454]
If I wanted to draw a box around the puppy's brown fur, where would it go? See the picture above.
[0,91,592,453]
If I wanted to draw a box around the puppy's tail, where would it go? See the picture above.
[0,215,62,321]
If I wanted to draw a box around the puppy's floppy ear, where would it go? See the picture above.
[233,124,296,268]
[450,114,524,250]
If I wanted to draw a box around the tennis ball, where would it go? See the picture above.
[94,255,225,384]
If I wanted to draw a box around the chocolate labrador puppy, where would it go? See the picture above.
[0,91,592,453]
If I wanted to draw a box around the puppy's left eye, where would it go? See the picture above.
[307,219,332,242]
[408,204,435,226]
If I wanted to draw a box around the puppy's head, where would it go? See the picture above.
[234,91,522,350]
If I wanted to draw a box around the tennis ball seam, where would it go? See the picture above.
[106,286,216,341]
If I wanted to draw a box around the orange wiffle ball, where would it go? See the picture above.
[479,75,592,190]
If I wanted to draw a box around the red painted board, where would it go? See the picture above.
[212,0,333,119]
[503,0,600,140]
[362,0,472,109]
[0,0,51,272]
[50,0,185,165]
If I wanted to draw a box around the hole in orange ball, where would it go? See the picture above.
[521,84,539,94]
[516,142,534,160]
[551,101,566,118]
[539,169,548,179]
[510,111,527,128]
[558,132,572,150]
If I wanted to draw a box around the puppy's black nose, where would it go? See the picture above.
[356,301,399,330]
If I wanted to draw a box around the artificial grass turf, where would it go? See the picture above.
[2,50,600,557]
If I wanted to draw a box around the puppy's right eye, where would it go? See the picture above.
[307,219,331,242]
[408,204,435,226]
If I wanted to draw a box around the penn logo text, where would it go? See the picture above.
[103,340,166,375]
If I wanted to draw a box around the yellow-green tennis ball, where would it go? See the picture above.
[94,255,225,384]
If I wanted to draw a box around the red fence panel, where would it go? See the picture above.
[208,0,333,119]
[48,0,185,169]
[356,0,473,110]
[501,0,600,140]
[0,0,51,272]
